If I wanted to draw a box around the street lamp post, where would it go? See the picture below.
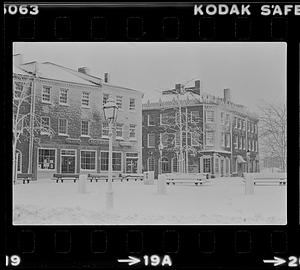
[246,150,250,173]
[103,97,118,210]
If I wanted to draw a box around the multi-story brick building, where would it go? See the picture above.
[142,82,259,178]
[13,54,143,180]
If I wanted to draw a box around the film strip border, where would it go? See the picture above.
[5,228,300,268]
[4,4,300,41]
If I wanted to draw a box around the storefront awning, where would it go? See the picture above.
[237,155,246,163]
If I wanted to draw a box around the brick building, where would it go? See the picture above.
[13,54,143,180]
[142,82,259,178]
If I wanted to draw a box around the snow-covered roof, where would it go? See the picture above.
[13,64,31,76]
[20,62,97,86]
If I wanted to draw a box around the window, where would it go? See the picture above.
[129,98,135,110]
[160,112,169,125]
[221,133,225,147]
[129,124,136,139]
[239,136,242,149]
[148,114,155,126]
[100,152,122,171]
[82,92,90,107]
[238,119,241,129]
[16,150,22,172]
[226,133,230,148]
[172,157,178,172]
[206,110,214,123]
[81,151,96,170]
[160,133,169,147]
[248,139,251,151]
[41,117,50,134]
[205,131,214,146]
[191,132,200,146]
[255,140,258,152]
[251,140,254,151]
[116,123,123,138]
[235,117,238,128]
[38,148,56,170]
[174,132,180,146]
[148,133,155,148]
[116,96,122,109]
[81,120,89,136]
[215,157,219,173]
[148,157,155,171]
[42,86,51,103]
[220,112,224,124]
[242,120,245,131]
[203,157,211,173]
[59,88,68,104]
[14,81,23,99]
[226,114,230,126]
[126,153,138,173]
[247,121,250,132]
[234,136,238,149]
[254,124,257,134]
[191,111,200,123]
[161,157,169,173]
[58,118,67,135]
[103,93,109,105]
[102,122,109,137]
[243,137,246,150]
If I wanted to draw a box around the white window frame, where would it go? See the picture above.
[205,131,214,146]
[234,136,238,149]
[102,122,109,138]
[100,151,122,172]
[42,85,51,103]
[147,133,155,148]
[191,111,200,123]
[41,116,50,135]
[16,150,22,173]
[147,157,155,172]
[221,132,225,147]
[81,120,90,137]
[171,157,178,173]
[206,110,214,123]
[81,91,90,107]
[60,149,77,173]
[226,133,230,148]
[103,93,109,105]
[147,114,155,126]
[129,124,136,140]
[129,98,136,111]
[203,156,211,173]
[37,147,57,171]
[59,88,68,105]
[116,123,123,140]
[80,150,97,171]
[116,95,123,109]
[58,118,68,136]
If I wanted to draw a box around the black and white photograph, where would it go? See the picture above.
[12,42,287,225]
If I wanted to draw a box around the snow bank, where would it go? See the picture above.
[13,178,286,225]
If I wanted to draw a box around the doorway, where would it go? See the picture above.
[61,149,76,173]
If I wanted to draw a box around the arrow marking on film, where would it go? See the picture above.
[118,256,141,266]
[263,256,286,266]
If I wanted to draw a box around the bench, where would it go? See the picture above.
[243,173,287,186]
[53,174,79,183]
[87,174,122,182]
[16,173,34,184]
[164,173,209,186]
[122,174,144,182]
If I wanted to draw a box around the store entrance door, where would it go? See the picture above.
[61,150,76,173]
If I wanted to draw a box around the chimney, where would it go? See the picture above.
[13,54,23,66]
[175,83,181,93]
[194,80,201,95]
[104,72,110,83]
[78,67,90,75]
[224,88,231,102]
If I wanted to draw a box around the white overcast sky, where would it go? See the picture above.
[14,42,286,112]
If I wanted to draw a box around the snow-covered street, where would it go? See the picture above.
[13,177,286,225]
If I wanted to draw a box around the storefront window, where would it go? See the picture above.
[81,151,96,170]
[38,148,56,170]
[126,153,138,173]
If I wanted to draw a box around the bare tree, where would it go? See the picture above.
[159,101,204,172]
[13,73,55,183]
[258,102,287,171]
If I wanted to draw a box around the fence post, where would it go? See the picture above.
[157,174,167,194]
[78,174,87,194]
[244,174,254,195]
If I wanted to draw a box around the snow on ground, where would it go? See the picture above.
[13,177,286,225]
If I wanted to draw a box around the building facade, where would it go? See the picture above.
[142,83,259,178]
[13,55,143,180]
